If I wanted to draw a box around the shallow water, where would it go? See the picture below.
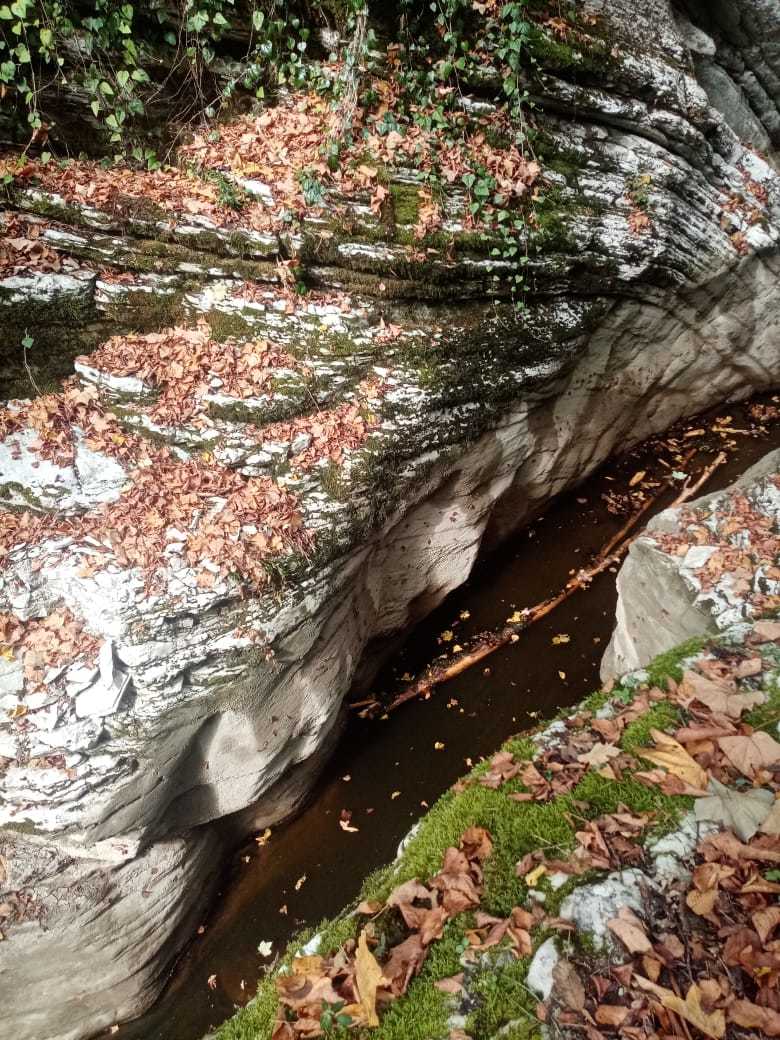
[112,394,780,1040]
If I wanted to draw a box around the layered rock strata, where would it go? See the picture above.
[1,2,780,1038]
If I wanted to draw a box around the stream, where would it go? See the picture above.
[113,393,780,1040]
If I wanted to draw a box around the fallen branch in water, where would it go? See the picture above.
[352,451,727,718]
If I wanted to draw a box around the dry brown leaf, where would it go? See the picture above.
[355,930,387,1027]
[753,620,780,642]
[728,998,780,1036]
[686,888,719,920]
[752,905,780,944]
[637,729,708,790]
[718,730,780,778]
[552,959,586,1011]
[634,977,725,1039]
[760,798,780,835]
[607,907,652,953]
[577,742,621,767]
[595,1005,629,1027]
[679,668,765,718]
[434,973,464,994]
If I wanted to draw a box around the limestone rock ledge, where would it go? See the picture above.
[1,3,780,1039]
[602,448,780,680]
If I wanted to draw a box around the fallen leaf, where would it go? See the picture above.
[434,973,464,994]
[752,905,780,944]
[694,778,775,841]
[577,742,620,767]
[595,1005,629,1027]
[525,864,546,887]
[355,929,387,1027]
[257,940,273,957]
[754,620,780,642]
[637,728,708,789]
[607,907,652,953]
[760,798,780,835]
[718,731,780,778]
[728,998,780,1035]
[552,959,586,1011]
[686,887,719,920]
[634,978,725,1038]
[678,669,765,718]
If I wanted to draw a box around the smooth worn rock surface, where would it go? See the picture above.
[2,2,780,1038]
[602,449,780,679]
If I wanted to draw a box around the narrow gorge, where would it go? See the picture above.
[0,2,779,1039]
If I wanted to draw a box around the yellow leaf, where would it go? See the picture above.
[634,978,725,1038]
[0,647,13,661]
[638,728,708,790]
[629,470,646,486]
[355,929,387,1028]
[440,630,454,642]
[525,864,546,887]
[552,633,570,645]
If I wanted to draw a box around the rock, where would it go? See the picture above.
[648,812,719,884]
[602,449,780,679]
[0,272,97,327]
[559,869,649,950]
[2,2,780,1037]
[0,425,127,513]
[526,937,561,1000]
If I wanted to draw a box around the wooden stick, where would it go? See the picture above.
[354,451,727,718]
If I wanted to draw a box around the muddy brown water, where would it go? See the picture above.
[112,395,780,1040]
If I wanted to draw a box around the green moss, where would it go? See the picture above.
[745,671,780,734]
[572,770,685,825]
[389,183,421,228]
[465,955,539,1039]
[620,702,683,756]
[373,976,450,1040]
[645,637,706,687]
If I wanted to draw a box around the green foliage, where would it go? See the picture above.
[0,0,329,148]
